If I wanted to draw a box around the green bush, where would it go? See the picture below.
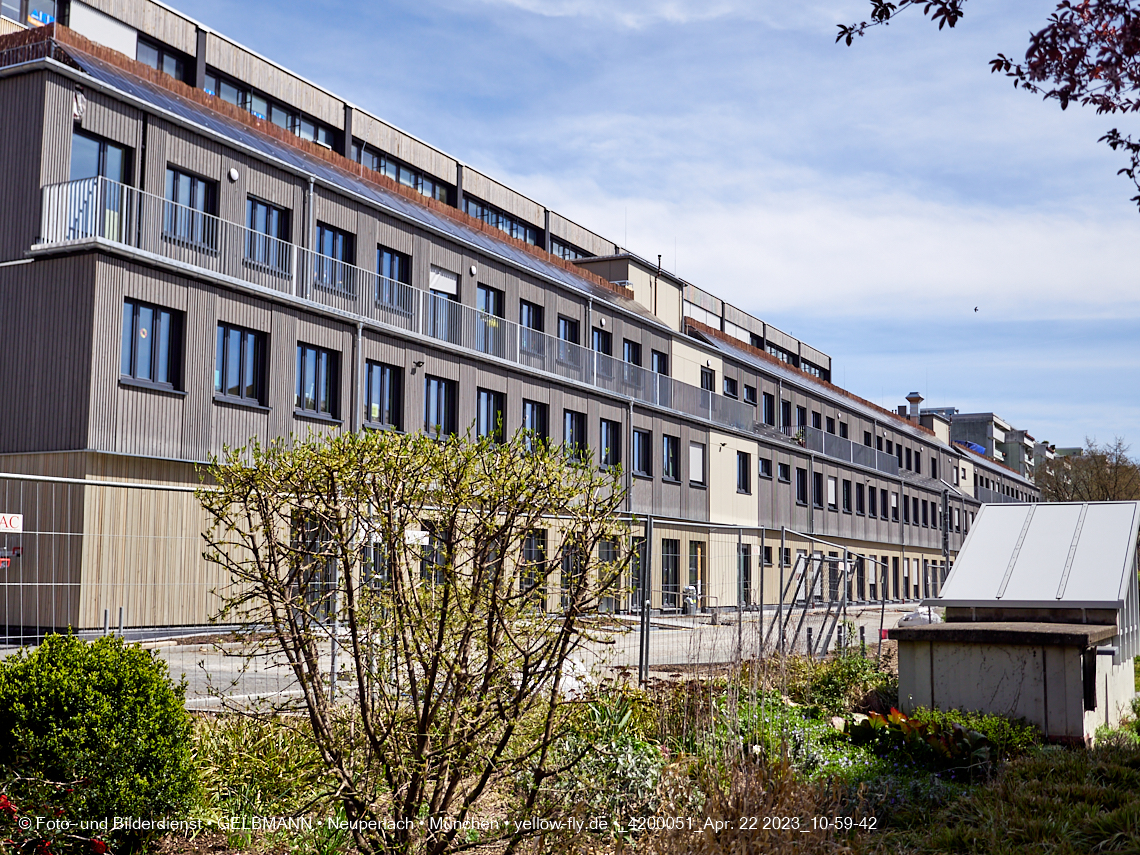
[909,707,1041,761]
[0,634,197,850]
[784,649,897,717]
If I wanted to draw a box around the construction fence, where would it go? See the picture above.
[0,472,942,708]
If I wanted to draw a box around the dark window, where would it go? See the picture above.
[356,143,451,203]
[762,392,775,425]
[812,411,822,430]
[739,543,753,606]
[623,339,642,366]
[164,167,217,248]
[592,327,612,355]
[136,37,189,82]
[477,284,504,317]
[839,422,848,439]
[633,429,652,476]
[913,496,920,525]
[477,388,506,442]
[883,489,890,520]
[737,451,751,494]
[826,416,836,434]
[564,409,587,458]
[891,492,899,522]
[905,448,912,470]
[796,406,807,427]
[378,245,411,284]
[121,299,180,388]
[215,322,264,404]
[750,332,764,349]
[931,456,938,480]
[70,130,128,184]
[864,431,872,447]
[557,315,580,344]
[651,350,669,375]
[600,418,621,467]
[464,196,539,245]
[915,453,921,475]
[842,479,852,513]
[759,458,772,478]
[661,538,681,610]
[424,375,457,438]
[885,439,893,455]
[922,500,929,527]
[744,384,757,406]
[813,472,824,508]
[795,468,808,504]
[246,197,290,272]
[903,496,911,524]
[550,236,591,260]
[855,483,865,515]
[364,361,401,429]
[868,486,877,518]
[663,434,680,481]
[724,376,739,399]
[877,435,884,451]
[519,299,544,331]
[520,529,546,607]
[314,223,355,292]
[763,545,774,566]
[376,245,412,312]
[778,462,791,482]
[700,367,715,392]
[295,343,338,417]
[781,400,792,428]
[522,399,548,446]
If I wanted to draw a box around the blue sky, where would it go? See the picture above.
[175,0,1140,448]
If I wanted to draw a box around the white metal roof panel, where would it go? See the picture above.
[935,501,1140,609]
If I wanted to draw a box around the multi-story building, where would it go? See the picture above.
[0,0,1040,633]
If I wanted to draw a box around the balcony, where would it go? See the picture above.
[39,176,760,435]
[782,425,901,478]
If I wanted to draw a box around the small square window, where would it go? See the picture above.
[724,376,739,399]
[778,462,791,482]
[744,384,757,405]
[759,458,773,478]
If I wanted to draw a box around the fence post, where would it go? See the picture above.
[117,607,124,637]
[806,626,813,659]
[736,528,743,668]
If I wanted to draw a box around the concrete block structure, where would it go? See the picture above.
[892,501,1140,743]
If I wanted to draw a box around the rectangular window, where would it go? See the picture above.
[826,416,836,435]
[868,485,877,517]
[700,367,715,392]
[632,428,652,476]
[314,222,355,293]
[780,400,791,429]
[723,376,739,399]
[759,457,772,478]
[922,500,929,527]
[377,245,411,306]
[796,468,808,504]
[839,422,848,439]
[885,439,893,455]
[295,343,338,417]
[903,496,911,524]
[864,431,873,447]
[796,405,807,427]
[423,375,457,437]
[842,479,852,513]
[737,451,751,494]
[689,540,706,588]
[689,442,706,486]
[739,542,753,607]
[778,462,791,482]
[826,475,836,510]
[855,483,865,515]
[744,385,757,406]
[914,453,921,475]
[564,409,587,458]
[137,38,188,82]
[164,167,217,249]
[557,315,580,345]
[122,299,180,388]
[882,489,890,520]
[215,322,264,404]
[592,327,612,355]
[245,197,290,273]
[891,492,899,522]
[763,545,773,566]
[663,434,680,481]
[877,435,884,452]
[519,299,544,329]
[661,538,680,610]
[520,529,546,607]
[600,418,622,467]
[812,411,822,430]
[477,284,504,317]
[70,130,128,185]
[522,399,548,446]
[913,496,920,525]
[477,388,506,442]
[364,361,401,429]
[931,456,938,480]
[651,350,669,375]
[623,339,642,366]
[762,393,775,426]
[905,448,912,470]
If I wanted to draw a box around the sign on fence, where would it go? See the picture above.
[0,513,22,533]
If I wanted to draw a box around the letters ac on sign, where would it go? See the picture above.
[0,514,23,534]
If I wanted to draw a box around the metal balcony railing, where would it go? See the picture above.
[781,424,901,477]
[39,176,762,435]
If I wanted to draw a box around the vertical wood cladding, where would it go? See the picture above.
[0,255,96,454]
[0,71,47,259]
